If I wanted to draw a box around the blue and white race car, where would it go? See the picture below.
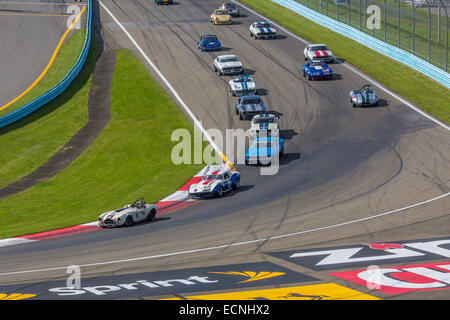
[198,34,221,51]
[235,95,266,120]
[249,21,277,39]
[188,164,240,198]
[245,136,284,166]
[229,74,257,97]
[302,60,333,80]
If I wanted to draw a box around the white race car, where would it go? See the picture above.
[250,113,280,138]
[249,21,277,39]
[98,198,158,228]
[228,74,257,96]
[214,54,244,76]
[188,164,240,198]
[304,44,334,63]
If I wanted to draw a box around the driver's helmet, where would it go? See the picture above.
[134,200,142,207]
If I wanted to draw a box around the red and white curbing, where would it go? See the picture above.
[0,166,209,248]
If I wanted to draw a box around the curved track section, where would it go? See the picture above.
[0,0,85,111]
[0,0,448,300]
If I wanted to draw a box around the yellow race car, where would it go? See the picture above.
[210,9,232,25]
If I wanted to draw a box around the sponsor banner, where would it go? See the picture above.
[266,237,450,271]
[162,283,379,300]
[0,262,317,300]
[330,261,450,294]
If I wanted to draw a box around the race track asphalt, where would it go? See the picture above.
[0,0,448,300]
[0,0,85,111]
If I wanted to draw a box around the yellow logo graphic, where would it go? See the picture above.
[162,284,380,300]
[208,271,285,283]
[0,293,36,300]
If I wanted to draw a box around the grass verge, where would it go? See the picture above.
[0,49,205,238]
[0,29,88,118]
[0,33,99,188]
[238,0,449,125]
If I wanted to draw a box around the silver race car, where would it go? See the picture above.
[98,198,158,228]
[350,84,378,107]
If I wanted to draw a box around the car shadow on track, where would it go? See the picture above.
[218,47,233,52]
[257,88,269,96]
[331,74,343,80]
[280,152,301,165]
[352,99,389,108]
[280,129,298,140]
[333,58,345,64]
[243,68,256,75]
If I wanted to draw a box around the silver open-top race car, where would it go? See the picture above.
[98,198,158,228]
[350,84,378,107]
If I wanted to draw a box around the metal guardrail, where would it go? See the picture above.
[0,0,92,129]
[271,0,450,88]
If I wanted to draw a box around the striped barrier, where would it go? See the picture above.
[270,0,450,88]
[0,0,93,129]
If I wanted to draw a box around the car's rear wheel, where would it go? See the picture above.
[233,178,240,190]
[125,215,134,227]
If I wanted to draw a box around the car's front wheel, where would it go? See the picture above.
[147,209,157,221]
[216,186,223,197]
[125,215,134,227]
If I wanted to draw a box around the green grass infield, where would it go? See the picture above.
[0,50,205,238]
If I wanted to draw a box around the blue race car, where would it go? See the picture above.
[245,136,284,165]
[198,34,221,51]
[235,95,266,120]
[302,60,333,80]
[155,0,173,4]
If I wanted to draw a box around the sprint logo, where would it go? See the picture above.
[49,270,288,297]
[0,293,36,300]
[208,271,285,283]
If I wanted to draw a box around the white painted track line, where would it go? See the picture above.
[0,192,447,276]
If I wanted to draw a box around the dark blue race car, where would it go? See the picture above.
[302,60,333,80]
[235,95,266,120]
[198,34,221,52]
[155,0,173,4]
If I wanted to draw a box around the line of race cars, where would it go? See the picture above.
[99,2,380,227]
